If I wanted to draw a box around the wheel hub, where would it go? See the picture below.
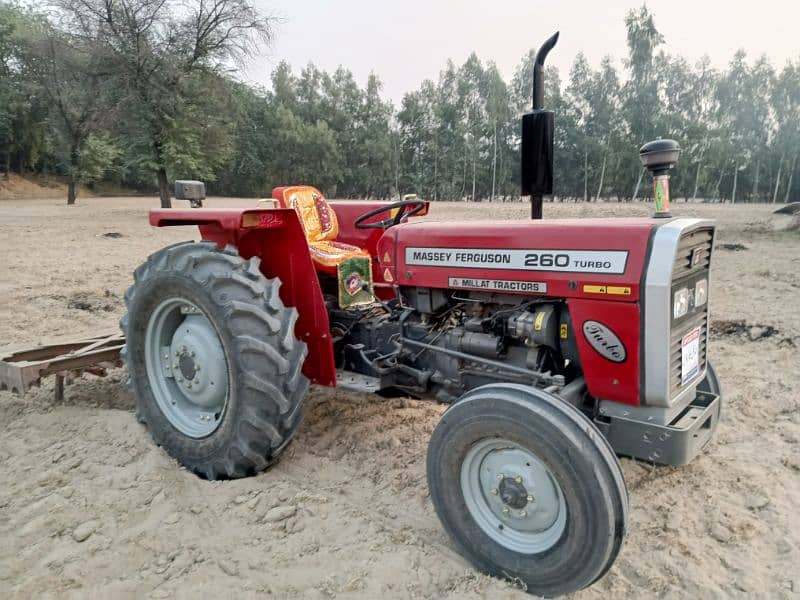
[145,299,229,438]
[177,353,197,381]
[498,476,529,509]
[167,314,227,410]
[461,439,567,554]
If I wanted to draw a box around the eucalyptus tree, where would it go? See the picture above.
[397,80,436,197]
[433,60,463,200]
[622,5,663,199]
[770,60,800,203]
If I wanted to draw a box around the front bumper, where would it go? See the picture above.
[594,389,721,466]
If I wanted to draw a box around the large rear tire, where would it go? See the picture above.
[121,241,309,479]
[427,383,628,598]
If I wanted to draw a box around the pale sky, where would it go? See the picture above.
[247,0,798,106]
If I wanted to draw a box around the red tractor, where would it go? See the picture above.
[121,34,721,597]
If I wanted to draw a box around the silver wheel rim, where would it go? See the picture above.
[144,298,229,438]
[460,438,567,554]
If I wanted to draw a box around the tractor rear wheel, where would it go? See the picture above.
[427,383,628,598]
[121,241,309,479]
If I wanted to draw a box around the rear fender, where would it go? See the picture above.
[149,208,336,386]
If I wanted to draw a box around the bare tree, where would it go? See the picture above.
[24,25,114,204]
[52,0,275,207]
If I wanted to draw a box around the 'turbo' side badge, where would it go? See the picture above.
[582,320,626,363]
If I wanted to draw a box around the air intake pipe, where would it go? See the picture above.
[639,139,680,218]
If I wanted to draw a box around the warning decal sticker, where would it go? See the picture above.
[406,247,628,274]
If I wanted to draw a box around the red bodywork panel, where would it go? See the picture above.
[376,218,658,406]
[148,201,413,386]
[150,207,657,407]
[150,207,338,387]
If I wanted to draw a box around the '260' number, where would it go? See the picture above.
[524,253,570,268]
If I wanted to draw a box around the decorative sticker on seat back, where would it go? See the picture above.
[405,247,628,274]
[314,192,336,238]
[289,188,339,242]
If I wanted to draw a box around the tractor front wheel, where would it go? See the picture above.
[121,241,308,479]
[427,383,628,598]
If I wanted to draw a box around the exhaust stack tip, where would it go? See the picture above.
[535,31,560,66]
[532,31,560,110]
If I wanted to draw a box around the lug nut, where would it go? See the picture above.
[191,351,196,357]
[520,510,527,517]
[497,473,505,480]
[502,507,509,514]
[527,495,534,502]
[515,476,522,484]
[491,488,498,495]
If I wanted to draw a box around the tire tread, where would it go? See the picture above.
[121,242,308,480]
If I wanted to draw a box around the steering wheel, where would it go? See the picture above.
[354,200,427,230]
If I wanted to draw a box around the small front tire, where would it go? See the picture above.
[427,383,628,598]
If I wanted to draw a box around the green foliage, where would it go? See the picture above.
[76,133,121,184]
[1,1,799,204]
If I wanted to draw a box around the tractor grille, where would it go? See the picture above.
[673,228,713,278]
[669,228,713,397]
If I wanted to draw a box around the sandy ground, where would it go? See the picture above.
[0,196,798,599]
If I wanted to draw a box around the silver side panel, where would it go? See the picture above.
[643,218,715,409]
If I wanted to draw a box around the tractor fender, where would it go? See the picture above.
[149,207,336,386]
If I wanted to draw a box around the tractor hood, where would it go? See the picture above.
[377,218,664,302]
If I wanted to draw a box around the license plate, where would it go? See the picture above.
[681,328,701,385]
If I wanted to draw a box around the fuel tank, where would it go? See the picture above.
[376,218,656,301]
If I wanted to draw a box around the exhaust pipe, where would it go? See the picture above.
[521,32,559,220]
[532,31,560,110]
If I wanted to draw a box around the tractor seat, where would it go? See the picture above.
[272,186,369,270]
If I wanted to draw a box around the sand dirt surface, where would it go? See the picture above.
[0,196,798,599]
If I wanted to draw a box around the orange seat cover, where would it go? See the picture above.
[273,185,369,268]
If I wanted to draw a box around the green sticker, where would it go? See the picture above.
[338,256,374,308]
[655,180,665,210]
[654,178,669,212]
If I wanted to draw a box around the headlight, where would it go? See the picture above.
[694,279,708,307]
[673,287,689,319]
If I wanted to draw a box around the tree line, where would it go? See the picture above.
[1,2,798,205]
